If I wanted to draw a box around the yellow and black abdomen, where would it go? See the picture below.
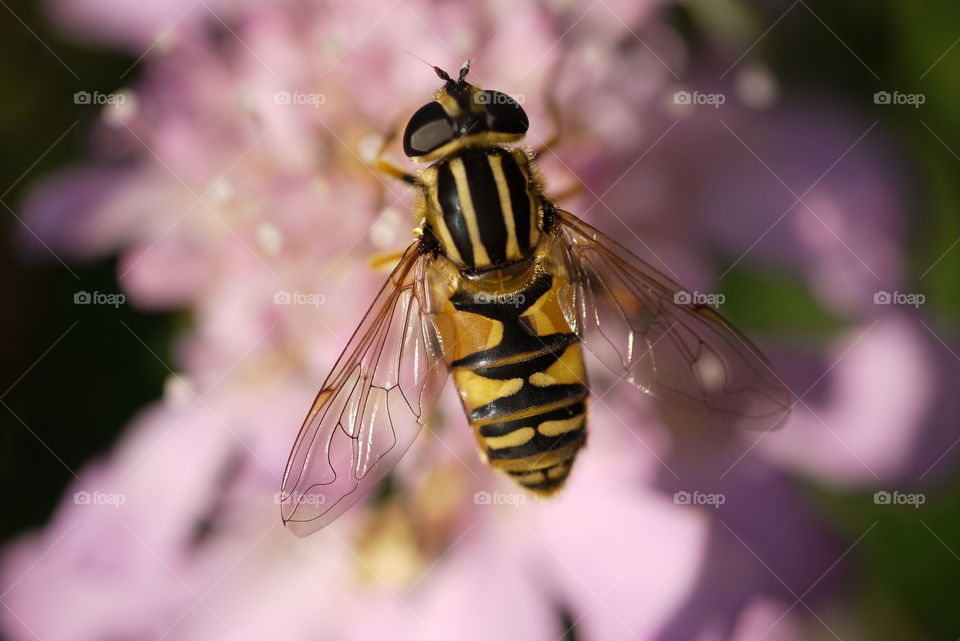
[433,270,589,494]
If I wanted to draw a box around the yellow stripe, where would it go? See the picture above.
[514,470,546,485]
[528,372,553,387]
[488,154,521,260]
[547,461,572,480]
[485,427,536,450]
[520,278,570,337]
[424,168,464,265]
[527,344,586,388]
[413,132,525,163]
[511,150,540,249]
[436,302,504,363]
[454,369,523,413]
[538,414,585,437]
[436,92,462,118]
[489,443,582,472]
[449,158,492,267]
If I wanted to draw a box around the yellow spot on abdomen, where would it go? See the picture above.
[538,414,585,437]
[527,344,585,387]
[528,372,555,387]
[434,306,504,364]
[521,274,574,337]
[485,427,536,449]
[454,369,523,412]
[514,470,545,485]
[547,461,573,480]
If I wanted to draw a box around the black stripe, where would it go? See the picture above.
[470,383,588,423]
[472,348,565,380]
[486,426,586,460]
[519,477,568,492]
[437,163,474,266]
[508,461,574,487]
[450,271,550,316]
[463,153,508,264]
[448,272,576,370]
[451,333,575,370]
[510,460,572,476]
[501,153,533,253]
[479,401,585,437]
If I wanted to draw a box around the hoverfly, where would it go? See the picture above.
[280,62,791,535]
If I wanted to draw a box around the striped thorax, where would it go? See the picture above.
[421,148,542,270]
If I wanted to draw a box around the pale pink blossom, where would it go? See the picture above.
[5,1,950,640]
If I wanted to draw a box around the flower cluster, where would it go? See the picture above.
[4,1,956,640]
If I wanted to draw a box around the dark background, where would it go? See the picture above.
[2,2,960,638]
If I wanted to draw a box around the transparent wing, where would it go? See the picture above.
[280,243,448,536]
[554,209,792,431]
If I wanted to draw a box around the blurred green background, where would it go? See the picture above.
[2,1,959,639]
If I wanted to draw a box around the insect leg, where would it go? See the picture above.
[548,183,583,203]
[531,94,562,158]
[531,58,566,158]
[369,126,419,186]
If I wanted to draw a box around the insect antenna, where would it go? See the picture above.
[457,32,494,83]
[404,50,448,78]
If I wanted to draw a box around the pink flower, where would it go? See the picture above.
[5,1,951,640]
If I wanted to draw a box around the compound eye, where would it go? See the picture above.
[403,102,455,156]
[480,91,528,135]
